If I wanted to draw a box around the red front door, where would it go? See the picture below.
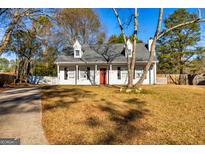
[100,68,106,84]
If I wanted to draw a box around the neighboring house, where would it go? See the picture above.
[55,39,157,85]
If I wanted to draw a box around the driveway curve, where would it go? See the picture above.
[0,87,48,144]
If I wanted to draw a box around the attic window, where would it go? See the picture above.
[75,50,80,56]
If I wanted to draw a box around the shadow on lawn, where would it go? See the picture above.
[42,86,154,144]
[42,86,97,111]
[92,98,152,144]
[85,116,102,128]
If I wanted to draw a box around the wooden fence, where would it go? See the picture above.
[157,74,205,85]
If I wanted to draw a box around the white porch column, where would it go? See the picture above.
[109,64,112,85]
[57,65,60,79]
[110,64,112,70]
[95,64,97,85]
[149,68,151,85]
[75,65,78,85]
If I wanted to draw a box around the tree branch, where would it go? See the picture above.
[0,8,9,16]
[112,8,128,46]
[157,18,205,39]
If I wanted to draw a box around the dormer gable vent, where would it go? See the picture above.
[73,40,82,58]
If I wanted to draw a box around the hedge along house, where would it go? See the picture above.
[55,39,157,85]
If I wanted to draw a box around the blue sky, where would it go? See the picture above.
[95,8,205,43]
[1,8,205,60]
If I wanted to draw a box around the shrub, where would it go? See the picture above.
[0,73,16,87]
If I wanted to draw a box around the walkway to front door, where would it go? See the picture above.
[100,68,106,84]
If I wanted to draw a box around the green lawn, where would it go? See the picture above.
[41,85,205,144]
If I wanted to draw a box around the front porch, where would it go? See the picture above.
[56,63,156,85]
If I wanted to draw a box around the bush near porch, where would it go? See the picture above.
[41,85,205,144]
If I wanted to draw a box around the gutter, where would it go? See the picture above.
[55,61,158,65]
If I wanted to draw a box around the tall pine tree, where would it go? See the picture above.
[157,9,200,84]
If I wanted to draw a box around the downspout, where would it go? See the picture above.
[154,62,157,84]
[94,65,95,85]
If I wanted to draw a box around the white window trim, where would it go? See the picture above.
[74,49,81,58]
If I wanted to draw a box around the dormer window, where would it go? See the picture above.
[73,40,82,58]
[75,50,80,56]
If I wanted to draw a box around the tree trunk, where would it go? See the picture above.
[127,59,132,88]
[16,57,28,84]
[112,8,131,88]
[26,49,32,79]
[15,59,19,84]
[135,38,157,86]
[178,67,184,85]
[16,59,23,83]
[26,60,31,77]
[135,8,163,87]
[129,8,138,88]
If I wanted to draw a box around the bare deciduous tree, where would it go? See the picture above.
[7,28,42,83]
[55,8,101,45]
[0,9,45,54]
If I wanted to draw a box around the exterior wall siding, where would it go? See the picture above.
[57,64,156,85]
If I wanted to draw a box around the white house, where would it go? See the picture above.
[55,39,157,85]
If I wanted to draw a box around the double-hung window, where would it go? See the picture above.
[64,67,68,80]
[75,50,80,57]
[87,67,90,80]
[117,67,121,79]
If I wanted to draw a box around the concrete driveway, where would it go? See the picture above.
[0,87,48,144]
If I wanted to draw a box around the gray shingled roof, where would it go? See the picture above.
[56,43,157,64]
